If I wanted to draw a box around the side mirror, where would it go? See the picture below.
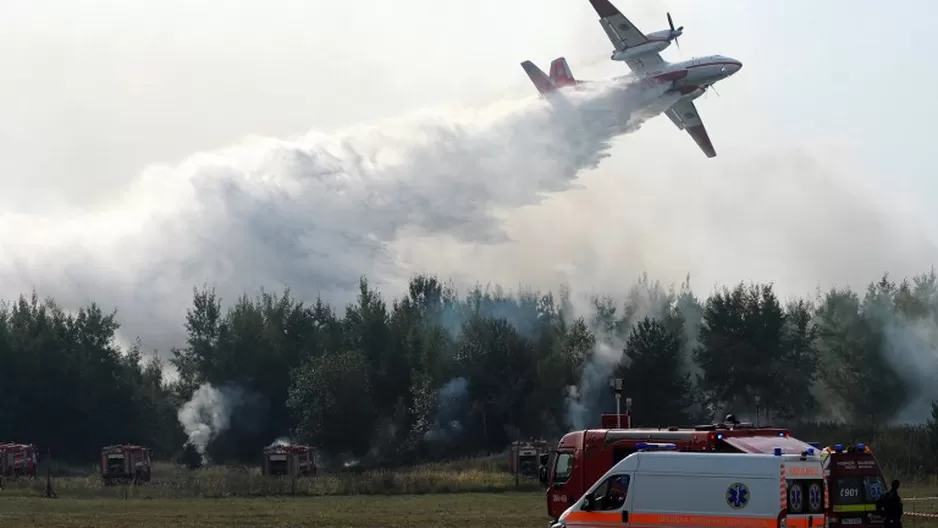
[538,466,548,485]
[583,494,596,511]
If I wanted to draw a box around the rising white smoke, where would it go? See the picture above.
[878,306,938,423]
[562,276,688,430]
[178,382,251,463]
[0,79,672,354]
[424,376,470,442]
[267,437,292,448]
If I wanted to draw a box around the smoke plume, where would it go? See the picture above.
[562,276,693,429]
[425,376,470,442]
[267,437,292,448]
[178,382,252,463]
[0,79,671,355]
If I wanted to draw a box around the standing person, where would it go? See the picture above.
[877,479,903,528]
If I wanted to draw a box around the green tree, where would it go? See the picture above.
[815,278,908,422]
[287,349,375,458]
[619,317,692,426]
[771,299,820,420]
[695,283,787,416]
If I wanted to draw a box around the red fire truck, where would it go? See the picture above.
[100,444,152,485]
[0,443,38,477]
[819,443,888,528]
[261,444,316,477]
[539,414,816,521]
[509,439,549,477]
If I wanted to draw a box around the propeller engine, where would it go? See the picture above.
[666,12,684,50]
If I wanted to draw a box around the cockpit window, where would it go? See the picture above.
[553,452,573,484]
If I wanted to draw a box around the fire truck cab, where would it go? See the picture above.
[0,443,38,478]
[510,439,549,477]
[540,417,813,521]
[261,444,316,477]
[820,443,888,528]
[100,444,152,485]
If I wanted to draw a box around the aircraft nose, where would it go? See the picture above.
[731,60,742,74]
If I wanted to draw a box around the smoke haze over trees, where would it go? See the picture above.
[4,270,938,471]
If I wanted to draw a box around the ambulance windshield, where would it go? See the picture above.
[832,475,887,505]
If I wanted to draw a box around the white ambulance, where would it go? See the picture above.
[551,443,827,528]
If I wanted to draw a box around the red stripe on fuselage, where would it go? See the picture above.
[649,61,739,82]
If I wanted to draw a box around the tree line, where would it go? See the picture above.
[2,270,938,469]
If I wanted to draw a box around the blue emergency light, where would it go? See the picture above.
[636,442,678,451]
[773,448,782,456]
[834,443,844,453]
[778,432,785,437]
[807,448,815,456]
[857,443,866,451]
[808,442,821,449]
[717,433,724,440]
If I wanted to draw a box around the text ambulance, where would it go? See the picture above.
[551,445,827,528]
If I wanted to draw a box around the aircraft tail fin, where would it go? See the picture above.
[549,57,578,88]
[520,60,558,95]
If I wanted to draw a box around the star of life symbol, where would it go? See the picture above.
[790,484,804,512]
[869,481,883,501]
[809,483,823,511]
[726,483,750,509]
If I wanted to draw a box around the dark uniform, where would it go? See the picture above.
[877,480,903,528]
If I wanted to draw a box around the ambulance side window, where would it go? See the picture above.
[588,474,631,511]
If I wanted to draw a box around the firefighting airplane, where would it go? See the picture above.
[520,0,742,158]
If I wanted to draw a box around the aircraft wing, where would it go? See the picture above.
[588,0,666,72]
[664,99,717,158]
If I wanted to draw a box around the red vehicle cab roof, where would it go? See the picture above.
[720,435,817,454]
[264,444,314,453]
[102,444,149,451]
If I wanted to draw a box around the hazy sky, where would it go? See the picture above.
[1,0,937,351]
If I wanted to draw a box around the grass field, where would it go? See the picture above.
[5,455,938,528]
[5,490,938,528]
[0,492,546,528]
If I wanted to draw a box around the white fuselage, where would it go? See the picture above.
[607,54,743,101]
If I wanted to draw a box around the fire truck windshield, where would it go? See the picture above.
[832,475,887,505]
[553,452,573,483]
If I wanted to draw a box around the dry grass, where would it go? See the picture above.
[1,456,542,499]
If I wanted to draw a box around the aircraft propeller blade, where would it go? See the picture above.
[667,12,684,51]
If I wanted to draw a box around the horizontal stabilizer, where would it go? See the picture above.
[521,60,558,95]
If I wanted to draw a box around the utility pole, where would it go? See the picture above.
[754,394,762,427]
[609,378,623,428]
[625,396,633,428]
[43,448,56,499]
